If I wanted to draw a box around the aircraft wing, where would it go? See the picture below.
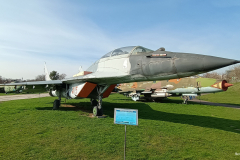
[61,71,130,85]
[0,80,62,86]
[0,71,124,86]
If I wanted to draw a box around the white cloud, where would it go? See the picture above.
[1,0,240,79]
[0,0,116,79]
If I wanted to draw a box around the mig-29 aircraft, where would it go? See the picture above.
[0,46,239,116]
[118,77,233,103]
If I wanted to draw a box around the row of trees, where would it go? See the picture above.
[0,76,3,83]
[0,76,19,83]
[201,64,240,82]
[202,72,222,79]
[0,71,67,83]
[224,65,240,83]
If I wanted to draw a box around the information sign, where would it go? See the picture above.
[114,108,138,126]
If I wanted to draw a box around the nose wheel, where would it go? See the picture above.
[91,85,111,117]
[93,105,102,116]
[91,97,103,116]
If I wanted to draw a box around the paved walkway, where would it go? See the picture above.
[0,93,50,102]
[189,99,240,109]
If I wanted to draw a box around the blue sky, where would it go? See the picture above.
[1,0,240,79]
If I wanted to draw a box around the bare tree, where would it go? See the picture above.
[225,65,240,83]
[35,74,45,81]
[59,73,67,80]
[4,78,12,83]
[202,72,222,79]
[0,76,3,83]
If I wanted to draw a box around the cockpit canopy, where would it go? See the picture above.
[101,46,153,58]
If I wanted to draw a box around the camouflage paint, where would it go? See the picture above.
[119,77,233,100]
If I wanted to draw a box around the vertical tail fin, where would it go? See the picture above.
[44,62,51,81]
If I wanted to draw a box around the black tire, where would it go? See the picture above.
[91,99,98,106]
[53,99,60,110]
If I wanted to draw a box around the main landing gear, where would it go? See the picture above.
[91,95,103,117]
[53,99,61,110]
[182,96,188,104]
[53,87,61,110]
[91,85,110,117]
[52,85,110,117]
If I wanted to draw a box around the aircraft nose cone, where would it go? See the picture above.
[172,52,239,78]
[224,83,233,88]
[203,56,239,72]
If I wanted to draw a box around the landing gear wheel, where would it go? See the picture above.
[182,96,188,104]
[53,99,60,110]
[93,106,103,116]
[93,106,99,116]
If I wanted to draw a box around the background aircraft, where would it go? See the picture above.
[4,84,23,94]
[0,81,23,94]
[118,77,233,103]
[0,46,239,116]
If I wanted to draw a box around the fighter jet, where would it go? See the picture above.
[118,77,233,103]
[0,46,239,116]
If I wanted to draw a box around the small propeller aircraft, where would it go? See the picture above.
[1,46,239,116]
[118,77,233,103]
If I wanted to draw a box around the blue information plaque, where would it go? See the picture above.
[114,108,138,126]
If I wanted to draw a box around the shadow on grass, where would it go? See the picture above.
[36,99,240,134]
[195,97,240,108]
[36,102,92,112]
[191,101,240,109]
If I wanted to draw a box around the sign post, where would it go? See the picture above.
[114,108,138,160]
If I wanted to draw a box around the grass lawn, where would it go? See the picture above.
[0,93,240,159]
[0,93,17,96]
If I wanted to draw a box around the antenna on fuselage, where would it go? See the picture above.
[79,66,83,73]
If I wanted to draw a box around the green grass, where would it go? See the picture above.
[196,78,217,87]
[199,82,240,105]
[1,94,240,159]
[0,93,17,96]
